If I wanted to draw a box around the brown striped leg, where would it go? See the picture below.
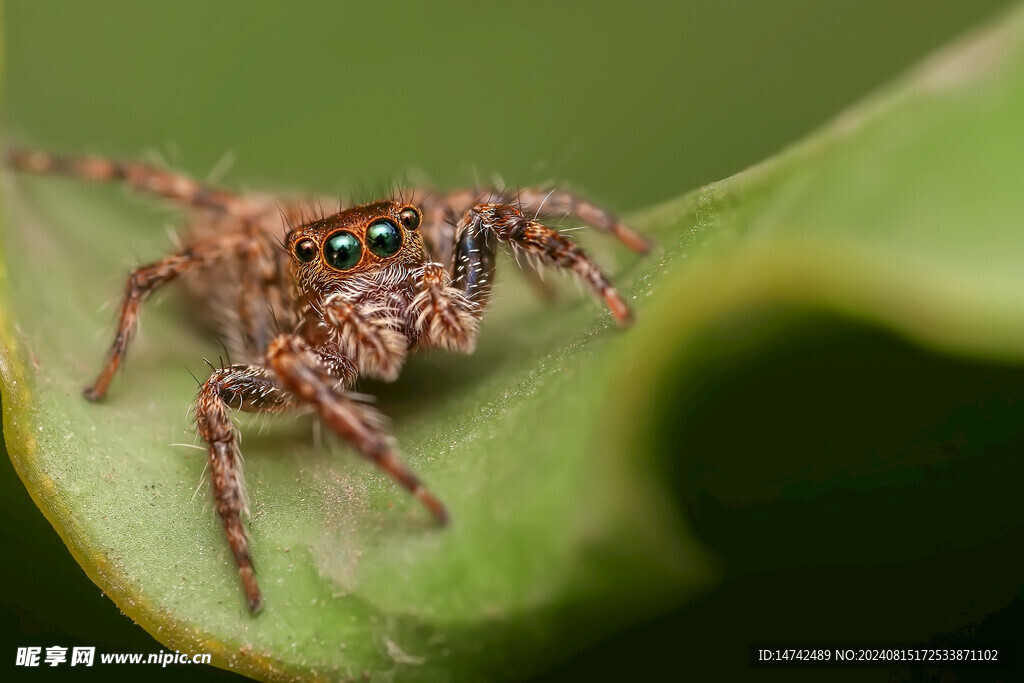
[434,186,651,255]
[408,262,479,352]
[266,335,448,524]
[321,295,408,381]
[6,148,262,217]
[456,203,634,325]
[511,187,652,254]
[194,364,296,613]
[83,234,248,401]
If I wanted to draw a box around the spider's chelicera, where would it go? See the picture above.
[6,148,652,613]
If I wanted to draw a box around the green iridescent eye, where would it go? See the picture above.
[366,218,403,258]
[294,238,317,263]
[323,230,362,270]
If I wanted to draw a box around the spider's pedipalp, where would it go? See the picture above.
[408,262,479,352]
[322,295,407,381]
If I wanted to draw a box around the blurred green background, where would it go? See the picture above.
[1,1,1017,679]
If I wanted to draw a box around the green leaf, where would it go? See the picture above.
[4,6,1024,680]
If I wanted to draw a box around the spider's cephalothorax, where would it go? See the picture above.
[6,148,651,612]
[285,201,478,383]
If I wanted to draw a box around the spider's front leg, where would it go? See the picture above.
[267,335,449,523]
[197,334,446,613]
[195,363,297,613]
[453,203,634,324]
[435,186,652,256]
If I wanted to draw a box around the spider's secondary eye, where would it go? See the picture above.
[366,219,403,258]
[294,238,318,263]
[323,231,362,271]
[399,208,421,230]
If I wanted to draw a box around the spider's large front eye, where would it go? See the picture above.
[294,238,318,263]
[323,230,362,270]
[366,218,403,258]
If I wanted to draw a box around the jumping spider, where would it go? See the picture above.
[7,148,651,612]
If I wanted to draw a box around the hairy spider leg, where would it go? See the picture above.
[267,335,449,523]
[195,364,297,613]
[511,187,652,254]
[6,148,287,395]
[453,203,633,325]
[436,186,652,255]
[6,148,263,217]
[84,234,252,400]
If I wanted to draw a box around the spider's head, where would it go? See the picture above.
[285,200,425,293]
